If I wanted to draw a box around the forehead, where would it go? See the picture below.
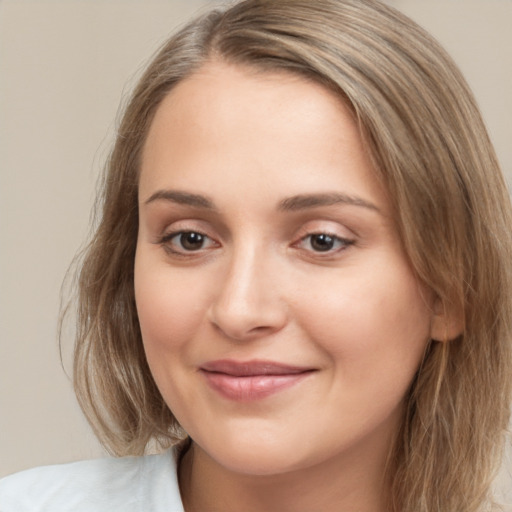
[139,60,388,214]
[142,61,354,156]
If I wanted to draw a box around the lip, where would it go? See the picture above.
[199,359,316,401]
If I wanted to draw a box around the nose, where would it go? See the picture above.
[208,245,288,341]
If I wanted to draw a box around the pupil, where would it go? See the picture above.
[181,232,204,250]
[311,234,334,252]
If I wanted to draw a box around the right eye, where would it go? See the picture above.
[159,230,218,254]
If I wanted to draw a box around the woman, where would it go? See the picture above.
[1,0,511,510]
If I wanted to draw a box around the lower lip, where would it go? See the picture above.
[200,370,313,401]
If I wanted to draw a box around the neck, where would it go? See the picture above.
[179,435,393,512]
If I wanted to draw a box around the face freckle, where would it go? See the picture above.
[134,60,434,479]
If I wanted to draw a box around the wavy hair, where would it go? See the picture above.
[67,1,512,510]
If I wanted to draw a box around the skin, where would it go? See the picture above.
[135,61,448,512]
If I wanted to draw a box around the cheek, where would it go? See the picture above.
[134,257,207,359]
[295,262,432,378]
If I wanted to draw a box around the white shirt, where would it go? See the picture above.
[0,448,185,512]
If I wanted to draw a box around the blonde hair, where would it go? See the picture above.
[69,0,512,510]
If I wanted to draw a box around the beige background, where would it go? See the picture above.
[1,0,511,490]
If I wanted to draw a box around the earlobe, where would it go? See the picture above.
[429,299,464,342]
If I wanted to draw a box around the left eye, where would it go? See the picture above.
[163,231,216,252]
[298,233,353,253]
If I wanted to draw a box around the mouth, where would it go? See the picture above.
[199,359,316,401]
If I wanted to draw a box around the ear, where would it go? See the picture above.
[430,298,464,342]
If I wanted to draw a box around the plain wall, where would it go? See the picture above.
[1,0,511,485]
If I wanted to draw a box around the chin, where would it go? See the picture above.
[193,429,320,477]
[215,450,306,477]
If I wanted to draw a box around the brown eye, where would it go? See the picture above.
[297,233,354,254]
[310,234,336,252]
[179,232,206,251]
[159,230,217,255]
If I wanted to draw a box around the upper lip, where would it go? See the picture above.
[200,359,315,377]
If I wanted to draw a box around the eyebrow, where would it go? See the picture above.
[278,193,380,213]
[144,190,217,210]
[144,189,380,214]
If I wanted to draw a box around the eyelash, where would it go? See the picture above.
[157,230,217,256]
[157,230,355,258]
[296,232,355,254]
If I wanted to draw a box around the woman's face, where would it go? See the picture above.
[135,62,435,476]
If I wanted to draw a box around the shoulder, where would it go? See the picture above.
[0,449,184,512]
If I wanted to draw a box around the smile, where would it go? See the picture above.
[199,360,316,401]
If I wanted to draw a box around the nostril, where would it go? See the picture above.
[208,303,287,342]
[249,325,274,334]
